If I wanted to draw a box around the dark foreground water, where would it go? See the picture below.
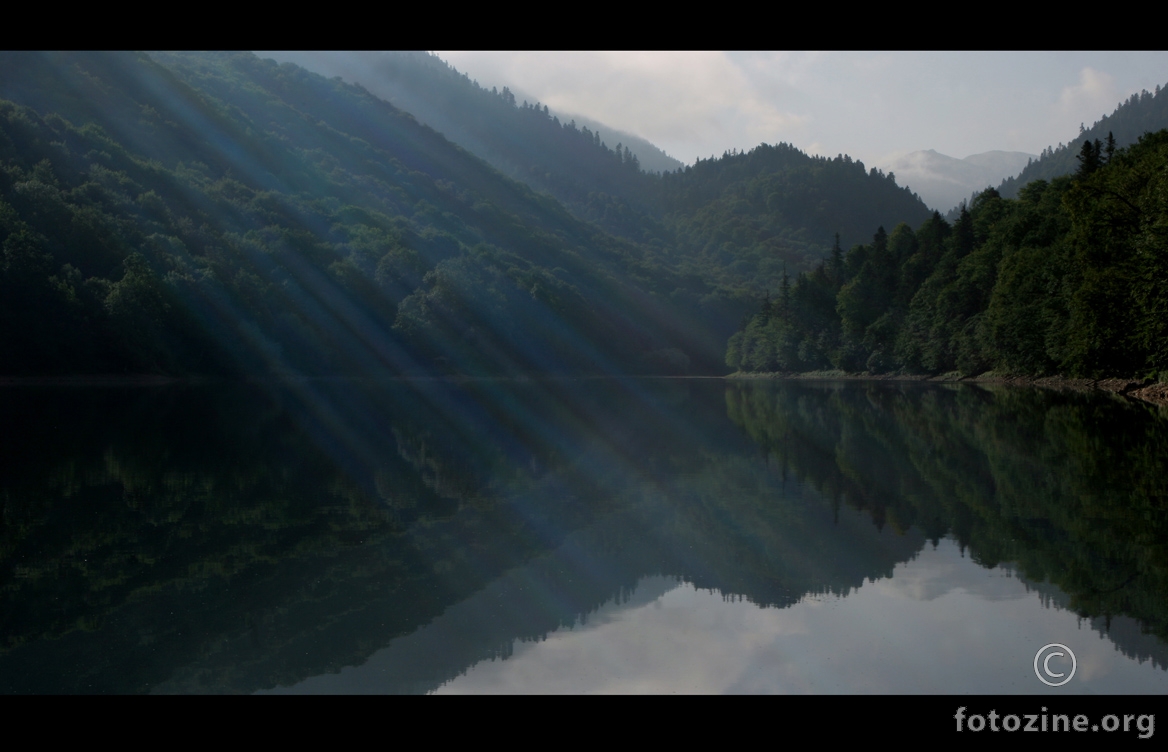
[1,377,1167,694]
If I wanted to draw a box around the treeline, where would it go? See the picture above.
[728,130,1168,379]
[997,84,1168,199]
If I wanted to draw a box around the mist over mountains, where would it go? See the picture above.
[881,83,1168,221]
[878,149,1035,213]
[261,52,684,176]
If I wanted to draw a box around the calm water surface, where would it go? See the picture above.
[2,378,1166,694]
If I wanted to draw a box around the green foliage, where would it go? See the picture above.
[730,133,1168,379]
[1056,132,1168,375]
[0,51,938,377]
[0,52,704,375]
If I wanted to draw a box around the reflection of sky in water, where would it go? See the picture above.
[426,539,1168,694]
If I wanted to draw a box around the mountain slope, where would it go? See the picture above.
[259,51,684,175]
[0,51,718,376]
[997,83,1168,198]
[244,51,662,222]
[248,52,933,271]
[0,51,938,378]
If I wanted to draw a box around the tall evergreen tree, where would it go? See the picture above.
[829,232,844,288]
[1076,138,1103,178]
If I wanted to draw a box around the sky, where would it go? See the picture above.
[430,52,1168,169]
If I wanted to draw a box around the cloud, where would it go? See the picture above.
[1059,67,1120,122]
[437,51,806,162]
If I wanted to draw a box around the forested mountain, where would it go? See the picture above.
[995,84,1168,199]
[241,51,667,232]
[655,145,931,280]
[250,52,930,269]
[0,51,725,376]
[729,130,1168,379]
[261,51,684,175]
[0,51,934,378]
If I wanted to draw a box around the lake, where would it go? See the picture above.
[1,377,1166,694]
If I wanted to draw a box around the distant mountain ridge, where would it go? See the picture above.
[878,149,1035,213]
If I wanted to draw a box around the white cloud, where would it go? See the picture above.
[1059,67,1120,124]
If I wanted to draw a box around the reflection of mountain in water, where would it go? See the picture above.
[1020,574,1168,671]
[1,378,1166,693]
[725,380,1168,668]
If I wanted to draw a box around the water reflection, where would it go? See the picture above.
[0,378,1166,693]
[435,540,1168,694]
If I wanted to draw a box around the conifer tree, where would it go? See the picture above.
[1076,138,1102,178]
[829,233,844,288]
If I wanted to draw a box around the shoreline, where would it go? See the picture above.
[3,371,1167,409]
[726,370,1168,408]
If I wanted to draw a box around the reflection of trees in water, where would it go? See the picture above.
[0,386,400,684]
[3,379,1166,693]
[0,380,631,692]
[726,380,1168,667]
[390,427,485,503]
[0,379,920,693]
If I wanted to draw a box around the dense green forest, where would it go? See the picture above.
[250,52,929,272]
[5,51,1161,382]
[728,130,1168,379]
[0,51,932,377]
[0,51,693,375]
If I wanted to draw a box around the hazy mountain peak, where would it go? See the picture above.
[879,149,1036,212]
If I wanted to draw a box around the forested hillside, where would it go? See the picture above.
[655,144,930,283]
[0,51,933,377]
[251,52,931,268]
[226,51,675,248]
[996,84,1168,199]
[261,52,683,174]
[0,51,727,376]
[729,130,1168,379]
